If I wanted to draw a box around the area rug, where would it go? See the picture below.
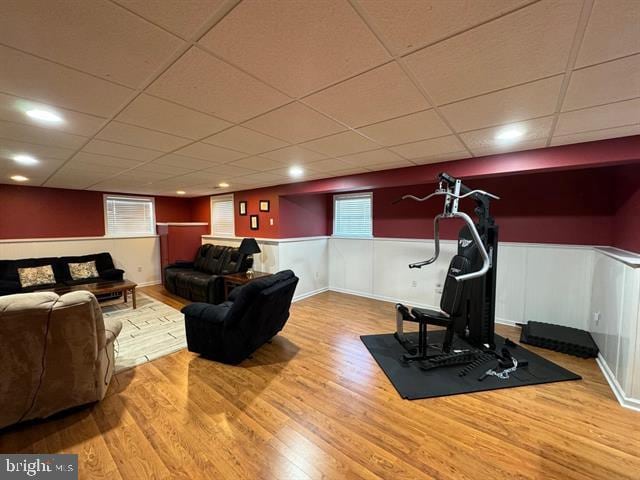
[102,293,186,372]
[361,330,581,400]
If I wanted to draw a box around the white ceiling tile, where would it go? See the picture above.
[366,160,415,171]
[440,75,564,132]
[260,145,327,164]
[202,164,259,177]
[575,0,640,68]
[147,47,290,122]
[358,0,532,55]
[563,55,640,111]
[304,62,429,128]
[44,174,106,189]
[0,121,87,150]
[71,152,144,169]
[0,155,64,174]
[228,156,284,171]
[82,139,162,161]
[235,172,286,185]
[555,99,640,136]
[0,45,134,117]
[113,0,227,39]
[551,124,640,146]
[404,0,582,104]
[97,121,191,152]
[411,151,471,166]
[0,93,106,137]
[390,135,467,160]
[243,102,346,144]
[305,158,355,173]
[357,109,451,146]
[199,0,390,97]
[175,142,246,163]
[459,116,554,155]
[0,139,75,161]
[154,153,218,170]
[126,161,194,176]
[56,160,127,176]
[0,175,48,187]
[339,149,406,168]
[203,126,288,154]
[0,0,185,88]
[116,94,231,139]
[301,131,380,157]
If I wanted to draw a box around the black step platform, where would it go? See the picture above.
[520,321,599,358]
[361,330,580,400]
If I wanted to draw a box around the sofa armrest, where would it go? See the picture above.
[101,268,124,281]
[182,301,232,323]
[166,261,194,269]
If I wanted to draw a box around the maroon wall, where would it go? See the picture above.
[232,189,280,238]
[613,164,640,253]
[279,194,330,238]
[0,184,193,240]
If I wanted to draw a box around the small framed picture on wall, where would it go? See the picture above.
[250,215,259,230]
[239,201,247,216]
[259,200,270,212]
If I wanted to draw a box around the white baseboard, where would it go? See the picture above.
[293,287,329,303]
[596,354,640,412]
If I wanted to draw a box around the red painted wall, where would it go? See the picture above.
[0,184,194,240]
[231,189,280,238]
[279,194,330,238]
[613,164,640,253]
[190,196,211,226]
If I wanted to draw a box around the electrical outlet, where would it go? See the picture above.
[270,218,274,226]
[435,287,443,294]
[137,266,142,273]
[411,280,417,288]
[593,312,601,325]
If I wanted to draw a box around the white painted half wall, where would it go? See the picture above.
[0,236,161,286]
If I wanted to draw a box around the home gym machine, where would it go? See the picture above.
[394,172,501,370]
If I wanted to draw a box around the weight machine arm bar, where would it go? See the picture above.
[408,212,491,282]
[399,189,500,203]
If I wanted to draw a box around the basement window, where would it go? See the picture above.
[104,195,155,237]
[211,194,235,237]
[333,192,373,238]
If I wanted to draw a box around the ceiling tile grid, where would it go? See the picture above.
[0,0,638,196]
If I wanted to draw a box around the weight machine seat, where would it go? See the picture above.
[411,307,451,327]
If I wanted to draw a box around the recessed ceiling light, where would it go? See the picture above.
[12,154,39,166]
[176,190,186,195]
[218,182,230,188]
[495,126,525,143]
[25,108,64,124]
[10,175,29,182]
[289,166,304,178]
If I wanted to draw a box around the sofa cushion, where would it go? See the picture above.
[68,260,99,280]
[201,245,230,274]
[193,244,212,271]
[18,265,56,288]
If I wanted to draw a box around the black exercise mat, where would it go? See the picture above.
[361,331,581,400]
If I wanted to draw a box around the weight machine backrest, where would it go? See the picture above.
[440,255,471,316]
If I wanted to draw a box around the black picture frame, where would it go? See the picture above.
[239,201,247,216]
[259,200,270,212]
[250,215,259,230]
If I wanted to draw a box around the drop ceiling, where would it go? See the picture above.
[0,0,638,197]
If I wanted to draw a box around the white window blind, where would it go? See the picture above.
[104,196,155,236]
[211,196,234,237]
[333,192,373,237]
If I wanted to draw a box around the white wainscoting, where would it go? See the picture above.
[329,237,595,330]
[0,236,161,286]
[590,250,640,411]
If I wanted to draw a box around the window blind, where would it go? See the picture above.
[105,196,155,236]
[333,193,373,237]
[212,197,234,237]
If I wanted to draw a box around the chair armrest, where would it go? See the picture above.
[100,268,124,281]
[182,301,232,323]
[166,261,194,269]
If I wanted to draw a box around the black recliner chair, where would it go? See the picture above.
[182,270,299,364]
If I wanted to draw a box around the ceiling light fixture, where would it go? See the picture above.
[10,175,29,182]
[176,190,186,195]
[12,154,39,166]
[25,108,64,124]
[218,182,230,188]
[494,126,525,143]
[289,166,304,178]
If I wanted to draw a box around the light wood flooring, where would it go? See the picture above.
[1,286,638,480]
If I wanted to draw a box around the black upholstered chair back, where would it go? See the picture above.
[440,255,471,316]
[193,244,212,271]
[201,245,229,274]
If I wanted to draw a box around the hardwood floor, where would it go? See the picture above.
[1,286,638,479]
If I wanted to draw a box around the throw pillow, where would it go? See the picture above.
[17,265,56,288]
[68,261,99,280]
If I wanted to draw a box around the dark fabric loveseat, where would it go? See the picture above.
[182,270,299,364]
[0,252,124,297]
[163,244,251,304]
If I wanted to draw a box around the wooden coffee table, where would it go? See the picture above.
[51,279,138,309]
[223,271,271,299]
